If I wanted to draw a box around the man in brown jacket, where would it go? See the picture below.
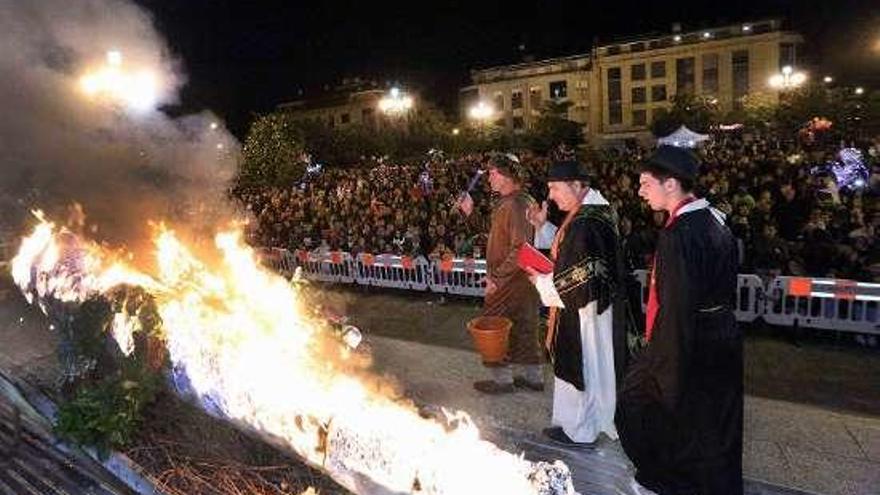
[459,154,543,394]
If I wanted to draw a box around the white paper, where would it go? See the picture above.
[535,273,565,308]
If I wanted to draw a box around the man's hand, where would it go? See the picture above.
[457,192,474,217]
[526,200,548,230]
[484,276,497,295]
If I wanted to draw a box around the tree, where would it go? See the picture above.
[650,94,721,136]
[527,100,584,154]
[238,113,307,188]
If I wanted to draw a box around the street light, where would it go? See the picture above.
[378,87,414,114]
[823,76,833,84]
[855,87,865,95]
[79,50,158,112]
[768,65,807,90]
[468,101,495,122]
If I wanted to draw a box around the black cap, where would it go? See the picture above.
[543,160,591,182]
[646,145,700,180]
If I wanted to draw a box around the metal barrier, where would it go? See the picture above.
[735,275,765,323]
[261,246,880,335]
[763,277,880,335]
[426,257,487,297]
[355,253,430,290]
[297,250,355,284]
[630,271,765,323]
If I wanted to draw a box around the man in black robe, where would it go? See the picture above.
[528,161,629,444]
[616,146,743,495]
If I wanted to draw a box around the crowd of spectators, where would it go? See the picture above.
[236,133,879,281]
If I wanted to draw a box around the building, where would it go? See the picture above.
[277,79,417,129]
[464,19,805,143]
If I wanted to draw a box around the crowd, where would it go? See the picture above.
[236,133,880,281]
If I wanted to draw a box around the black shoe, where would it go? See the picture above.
[473,380,515,394]
[513,376,545,392]
[542,427,596,448]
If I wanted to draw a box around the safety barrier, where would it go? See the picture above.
[763,277,879,335]
[426,257,487,297]
[355,253,430,291]
[630,270,764,323]
[295,250,356,284]
[259,246,879,335]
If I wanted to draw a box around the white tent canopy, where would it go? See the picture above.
[658,125,710,148]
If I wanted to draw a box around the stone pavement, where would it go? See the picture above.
[367,334,880,495]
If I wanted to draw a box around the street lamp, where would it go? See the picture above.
[768,65,807,90]
[79,50,158,112]
[823,76,833,84]
[378,87,414,115]
[855,87,865,95]
[468,101,495,122]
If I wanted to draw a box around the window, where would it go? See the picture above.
[361,107,374,125]
[513,116,525,130]
[549,80,568,99]
[732,50,750,110]
[529,87,542,109]
[632,86,647,104]
[779,42,796,70]
[632,109,647,126]
[651,84,667,102]
[511,90,523,109]
[494,92,504,111]
[340,113,351,124]
[651,61,666,78]
[607,68,622,125]
[702,53,719,95]
[631,64,646,81]
[676,57,696,95]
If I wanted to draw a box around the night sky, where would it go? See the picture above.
[134,0,879,138]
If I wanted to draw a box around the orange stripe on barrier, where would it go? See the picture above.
[363,253,375,267]
[330,251,342,264]
[789,278,812,297]
[402,256,413,270]
[440,255,454,272]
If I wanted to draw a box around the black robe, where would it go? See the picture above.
[616,207,743,495]
[551,203,630,390]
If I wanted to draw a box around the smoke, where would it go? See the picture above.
[0,0,241,250]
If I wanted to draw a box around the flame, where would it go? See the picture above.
[11,212,574,495]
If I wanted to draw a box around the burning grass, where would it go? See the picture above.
[127,392,350,495]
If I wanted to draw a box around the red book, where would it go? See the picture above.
[517,243,554,274]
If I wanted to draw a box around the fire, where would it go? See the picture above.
[11,212,576,495]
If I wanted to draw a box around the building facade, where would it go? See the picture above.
[464,19,804,143]
[278,89,386,128]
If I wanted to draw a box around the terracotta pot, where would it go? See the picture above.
[467,316,511,364]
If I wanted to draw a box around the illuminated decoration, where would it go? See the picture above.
[769,66,807,90]
[378,87,414,114]
[468,101,494,121]
[79,50,158,112]
[830,148,869,191]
